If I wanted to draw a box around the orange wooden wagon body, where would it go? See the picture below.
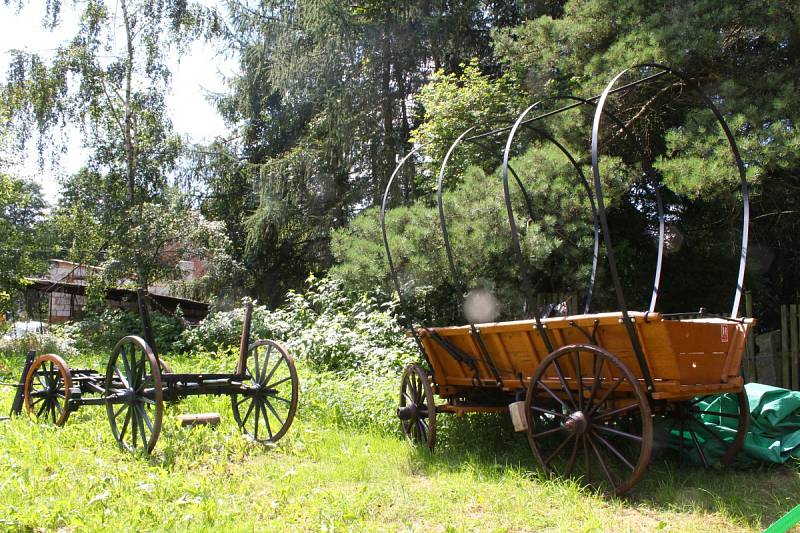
[419,313,752,404]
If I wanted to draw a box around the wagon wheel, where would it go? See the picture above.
[104,336,164,454]
[525,344,653,496]
[661,390,749,467]
[231,340,299,444]
[398,364,437,451]
[24,354,72,427]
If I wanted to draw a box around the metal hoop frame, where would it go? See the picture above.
[591,63,750,320]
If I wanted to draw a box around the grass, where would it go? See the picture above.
[1,350,799,532]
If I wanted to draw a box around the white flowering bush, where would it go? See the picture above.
[183,275,418,374]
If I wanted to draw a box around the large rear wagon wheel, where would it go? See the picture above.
[105,336,164,454]
[661,389,749,467]
[24,354,72,427]
[525,344,653,496]
[398,364,436,451]
[231,340,299,444]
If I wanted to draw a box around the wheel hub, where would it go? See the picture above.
[397,404,418,421]
[563,411,589,435]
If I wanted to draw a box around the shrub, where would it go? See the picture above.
[183,275,418,375]
[63,307,187,354]
[0,330,79,360]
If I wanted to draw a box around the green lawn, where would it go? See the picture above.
[0,352,798,532]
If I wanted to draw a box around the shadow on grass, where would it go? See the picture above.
[404,412,799,529]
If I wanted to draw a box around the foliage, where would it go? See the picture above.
[182,1,536,305]
[331,142,630,323]
[183,275,417,374]
[0,329,78,360]
[411,60,526,189]
[2,0,232,300]
[63,307,186,354]
[0,173,49,316]
[490,0,800,320]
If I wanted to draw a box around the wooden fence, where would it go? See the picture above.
[741,294,798,390]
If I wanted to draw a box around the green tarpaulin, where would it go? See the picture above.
[738,383,800,464]
[663,383,800,465]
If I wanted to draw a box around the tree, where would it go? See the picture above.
[192,0,532,304]
[2,0,226,295]
[0,173,48,317]
[491,0,800,321]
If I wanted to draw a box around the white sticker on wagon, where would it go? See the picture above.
[721,324,729,343]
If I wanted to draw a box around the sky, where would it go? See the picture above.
[0,1,237,204]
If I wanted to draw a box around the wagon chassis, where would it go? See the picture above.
[383,63,753,495]
[15,297,299,453]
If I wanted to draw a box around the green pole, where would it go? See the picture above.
[764,504,800,533]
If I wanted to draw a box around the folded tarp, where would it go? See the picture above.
[739,383,800,464]
[661,383,800,465]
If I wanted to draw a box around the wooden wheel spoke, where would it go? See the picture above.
[253,348,261,382]
[266,376,292,389]
[261,402,273,439]
[267,395,292,405]
[261,357,283,387]
[242,398,256,426]
[137,407,149,447]
[544,432,575,466]
[36,400,49,418]
[583,434,592,485]
[260,345,273,384]
[532,424,568,439]
[120,348,133,384]
[35,373,47,389]
[402,390,415,405]
[587,377,625,416]
[137,403,154,433]
[689,417,728,448]
[574,351,584,411]
[114,403,127,418]
[536,379,569,411]
[693,409,740,420]
[592,403,638,422]
[131,408,139,448]
[690,395,712,406]
[566,434,580,476]
[263,398,285,428]
[587,435,616,489]
[552,359,577,411]
[119,408,132,441]
[591,430,636,471]
[592,423,643,442]
[45,362,54,387]
[686,423,710,468]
